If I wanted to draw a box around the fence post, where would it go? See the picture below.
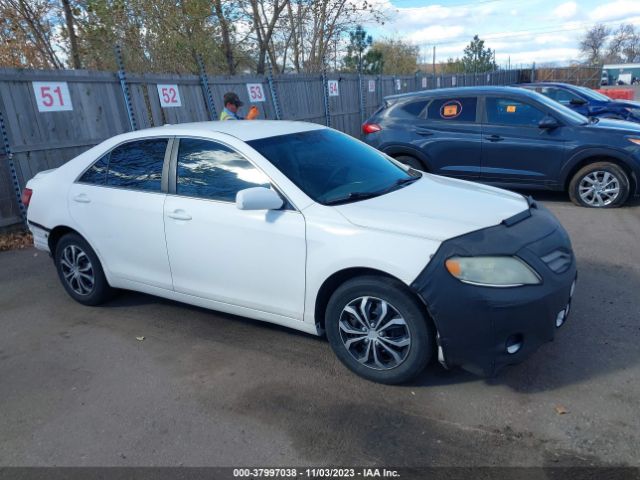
[196,54,217,121]
[358,66,365,130]
[266,58,282,120]
[0,109,26,225]
[321,60,331,128]
[531,62,536,82]
[114,44,137,131]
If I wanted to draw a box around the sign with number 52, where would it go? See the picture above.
[157,84,182,108]
[246,83,266,102]
[32,82,73,112]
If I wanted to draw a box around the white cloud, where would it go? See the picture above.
[552,2,578,19]
[407,25,466,43]
[590,1,640,21]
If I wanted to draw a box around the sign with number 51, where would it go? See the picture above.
[157,84,182,108]
[32,82,73,112]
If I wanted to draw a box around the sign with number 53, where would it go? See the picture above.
[246,83,266,102]
[32,82,73,112]
[157,84,182,108]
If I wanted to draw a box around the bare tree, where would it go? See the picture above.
[61,0,81,68]
[0,0,64,69]
[580,24,610,65]
[606,24,634,63]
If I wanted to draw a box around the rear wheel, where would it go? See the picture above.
[568,162,630,208]
[394,155,424,171]
[54,233,114,305]
[325,276,433,384]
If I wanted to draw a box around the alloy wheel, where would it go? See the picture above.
[60,244,95,296]
[578,171,620,207]
[338,296,411,370]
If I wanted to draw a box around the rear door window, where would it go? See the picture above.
[106,139,168,191]
[426,97,477,122]
[485,97,547,127]
[78,154,109,185]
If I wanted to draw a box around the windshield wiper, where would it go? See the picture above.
[324,176,421,206]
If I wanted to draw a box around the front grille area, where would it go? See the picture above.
[541,249,573,274]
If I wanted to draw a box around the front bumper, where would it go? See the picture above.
[411,201,577,377]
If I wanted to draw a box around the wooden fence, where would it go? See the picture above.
[0,67,522,228]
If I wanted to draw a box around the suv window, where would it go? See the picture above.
[400,99,429,117]
[106,139,167,191]
[485,97,546,127]
[176,138,270,202]
[426,97,477,122]
[540,87,580,106]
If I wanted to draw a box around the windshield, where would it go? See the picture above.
[574,85,611,102]
[531,91,590,125]
[248,129,419,205]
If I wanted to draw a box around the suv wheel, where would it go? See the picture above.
[325,276,433,384]
[54,233,114,305]
[569,162,630,208]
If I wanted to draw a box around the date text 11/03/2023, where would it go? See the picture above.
[232,468,401,478]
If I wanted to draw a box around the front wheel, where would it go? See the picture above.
[325,276,433,384]
[54,233,114,306]
[568,162,630,208]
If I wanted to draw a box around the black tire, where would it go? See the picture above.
[395,155,425,171]
[325,276,433,384]
[54,233,114,306]
[568,161,630,208]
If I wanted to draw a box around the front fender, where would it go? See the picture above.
[561,147,639,187]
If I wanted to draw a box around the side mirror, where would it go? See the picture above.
[539,116,560,129]
[570,98,587,106]
[236,187,283,211]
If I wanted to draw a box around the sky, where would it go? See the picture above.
[363,0,640,67]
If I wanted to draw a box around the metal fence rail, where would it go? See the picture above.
[0,66,524,228]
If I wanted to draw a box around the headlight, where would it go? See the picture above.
[445,256,541,287]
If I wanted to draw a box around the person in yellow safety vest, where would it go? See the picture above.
[220,92,259,121]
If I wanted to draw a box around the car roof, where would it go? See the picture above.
[519,82,578,89]
[383,85,542,102]
[123,120,325,142]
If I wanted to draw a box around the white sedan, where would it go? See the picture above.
[25,121,577,384]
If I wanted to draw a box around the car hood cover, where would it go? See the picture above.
[334,174,529,241]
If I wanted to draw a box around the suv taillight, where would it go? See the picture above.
[21,188,32,208]
[362,123,382,134]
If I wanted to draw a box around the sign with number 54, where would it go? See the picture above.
[32,82,73,112]
[328,80,339,97]
[246,83,266,102]
[157,84,182,108]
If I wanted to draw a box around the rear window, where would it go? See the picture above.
[426,97,477,122]
[400,100,428,117]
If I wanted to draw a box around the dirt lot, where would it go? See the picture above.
[0,193,639,468]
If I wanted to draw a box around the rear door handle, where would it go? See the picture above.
[415,128,434,136]
[485,134,504,142]
[73,193,91,203]
[167,210,192,221]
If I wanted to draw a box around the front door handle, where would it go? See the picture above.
[73,193,91,203]
[485,134,504,142]
[167,210,192,221]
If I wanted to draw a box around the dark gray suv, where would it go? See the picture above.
[363,86,640,208]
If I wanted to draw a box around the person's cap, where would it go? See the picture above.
[223,92,243,107]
